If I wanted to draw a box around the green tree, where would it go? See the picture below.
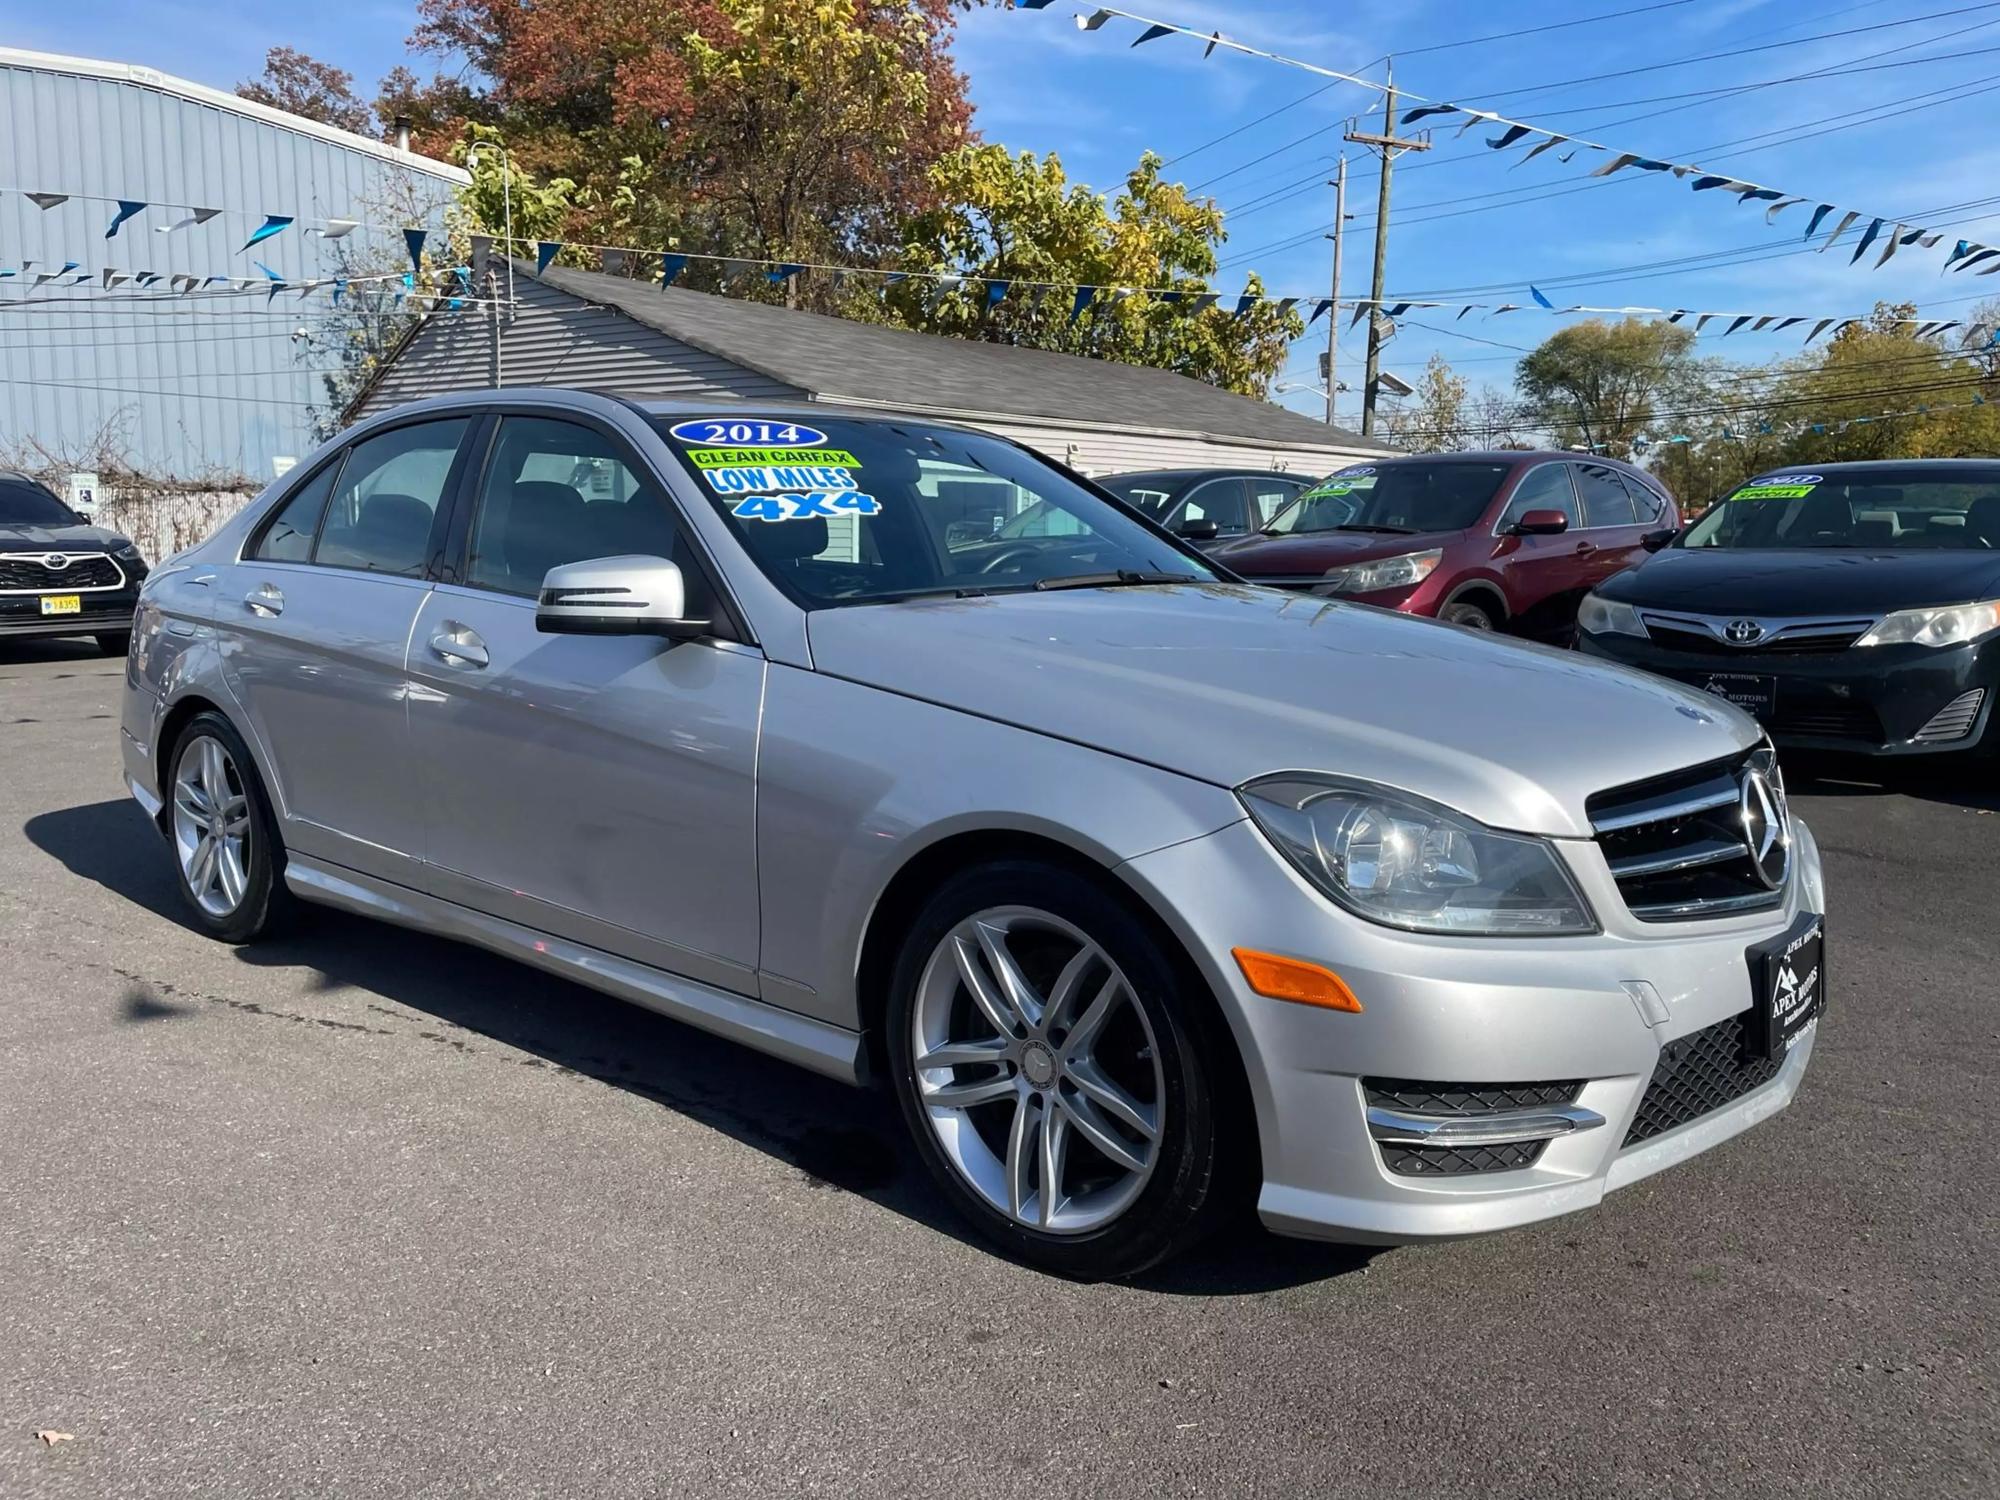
[887,146,1303,397]
[1383,353,1469,452]
[1516,317,1701,458]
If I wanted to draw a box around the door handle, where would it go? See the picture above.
[244,583,284,616]
[1572,541,1597,555]
[429,624,489,668]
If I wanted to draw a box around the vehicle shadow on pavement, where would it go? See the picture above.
[26,797,1370,1293]
[1781,751,2000,811]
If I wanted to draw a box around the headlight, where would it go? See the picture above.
[1854,600,2000,648]
[1577,594,1648,637]
[1238,774,1596,936]
[113,541,144,563]
[1322,548,1442,594]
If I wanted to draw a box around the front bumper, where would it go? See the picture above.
[0,590,139,638]
[1575,629,1998,754]
[1117,814,1826,1245]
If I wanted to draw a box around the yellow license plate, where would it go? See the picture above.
[40,595,82,616]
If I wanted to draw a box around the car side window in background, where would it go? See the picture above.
[1497,464,1579,529]
[313,419,468,576]
[249,460,342,563]
[1248,478,1304,527]
[1574,463,1639,528]
[1614,470,1666,523]
[1178,478,1251,533]
[466,417,680,597]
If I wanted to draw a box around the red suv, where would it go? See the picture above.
[1209,451,1679,636]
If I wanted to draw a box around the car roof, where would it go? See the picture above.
[1101,467,1302,484]
[1746,458,2000,474]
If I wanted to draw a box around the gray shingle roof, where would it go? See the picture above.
[522,260,1390,452]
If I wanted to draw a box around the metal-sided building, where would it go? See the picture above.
[355,259,1392,476]
[0,47,466,482]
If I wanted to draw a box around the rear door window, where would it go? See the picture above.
[314,419,469,576]
[1247,477,1306,527]
[1575,463,1639,528]
[1614,470,1667,524]
[249,461,342,563]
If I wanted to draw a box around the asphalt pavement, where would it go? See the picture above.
[1,636,1995,1499]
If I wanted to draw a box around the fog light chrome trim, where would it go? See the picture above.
[1366,1104,1606,1146]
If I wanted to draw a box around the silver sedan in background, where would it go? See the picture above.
[121,390,1826,1278]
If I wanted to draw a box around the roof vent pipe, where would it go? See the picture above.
[393,115,412,153]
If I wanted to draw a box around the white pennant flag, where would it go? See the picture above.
[155,207,221,233]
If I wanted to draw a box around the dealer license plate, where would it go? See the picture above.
[1746,915,1824,1060]
[39,595,82,616]
[1694,671,1776,718]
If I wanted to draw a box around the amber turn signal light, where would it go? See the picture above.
[1231,948,1363,1013]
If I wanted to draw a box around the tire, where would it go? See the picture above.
[885,860,1230,1279]
[1441,598,1497,630]
[95,631,131,657]
[163,711,293,943]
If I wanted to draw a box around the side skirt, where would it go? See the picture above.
[284,856,867,1086]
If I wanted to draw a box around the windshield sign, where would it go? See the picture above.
[1681,467,2000,549]
[1265,461,1508,536]
[657,417,1216,606]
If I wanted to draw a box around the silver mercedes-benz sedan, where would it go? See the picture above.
[121,390,1826,1278]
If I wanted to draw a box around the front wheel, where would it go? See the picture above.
[1441,599,1496,630]
[166,713,292,943]
[885,862,1230,1279]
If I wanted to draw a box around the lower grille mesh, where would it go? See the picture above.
[1623,1010,1783,1146]
[1364,1079,1583,1115]
[1381,1141,1547,1176]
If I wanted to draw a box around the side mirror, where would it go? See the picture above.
[1508,508,1570,536]
[1177,517,1222,541]
[536,555,710,640]
[1641,526,1677,553]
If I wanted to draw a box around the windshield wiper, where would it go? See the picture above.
[1332,523,1416,534]
[1033,570,1198,591]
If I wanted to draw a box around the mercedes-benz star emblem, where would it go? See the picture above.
[42,554,70,571]
[1723,618,1764,644]
[1738,768,1790,890]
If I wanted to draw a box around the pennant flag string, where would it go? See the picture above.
[1013,5,2000,275]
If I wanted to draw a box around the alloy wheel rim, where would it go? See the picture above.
[171,736,252,918]
[911,906,1165,1236]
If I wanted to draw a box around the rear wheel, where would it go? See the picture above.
[166,713,291,943]
[885,861,1229,1279]
[95,631,131,657]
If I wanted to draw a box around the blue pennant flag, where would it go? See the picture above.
[1071,286,1097,321]
[254,260,286,303]
[1529,284,1554,309]
[1133,23,1174,45]
[1803,204,1835,240]
[535,241,560,276]
[985,279,1009,307]
[240,214,294,252]
[1486,124,1531,150]
[1308,298,1332,325]
[660,254,687,287]
[767,263,803,284]
[105,200,146,239]
[332,279,345,307]
[404,228,428,275]
[1233,290,1258,317]
[1850,217,1884,265]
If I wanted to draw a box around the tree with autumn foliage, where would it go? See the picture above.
[887,146,1303,397]
[237,48,374,135]
[396,0,976,288]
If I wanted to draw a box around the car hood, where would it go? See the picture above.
[1212,529,1460,576]
[0,521,123,551]
[805,583,1759,838]
[1600,547,2000,614]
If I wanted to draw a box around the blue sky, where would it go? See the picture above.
[17,0,2000,429]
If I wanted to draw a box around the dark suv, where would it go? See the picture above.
[0,472,148,654]
[1210,452,1678,636]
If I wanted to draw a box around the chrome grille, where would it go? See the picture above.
[1645,622,1863,656]
[1588,748,1790,921]
[0,552,124,592]
[1914,688,1986,743]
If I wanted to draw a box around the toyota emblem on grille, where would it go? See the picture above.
[42,553,70,571]
[1739,769,1791,890]
[1723,618,1764,644]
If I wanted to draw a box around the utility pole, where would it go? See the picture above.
[1323,155,1347,427]
[1344,61,1430,437]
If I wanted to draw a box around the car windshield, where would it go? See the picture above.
[1097,476,1176,519]
[1680,468,2000,549]
[1264,461,1510,536]
[0,480,79,525]
[654,416,1216,605]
